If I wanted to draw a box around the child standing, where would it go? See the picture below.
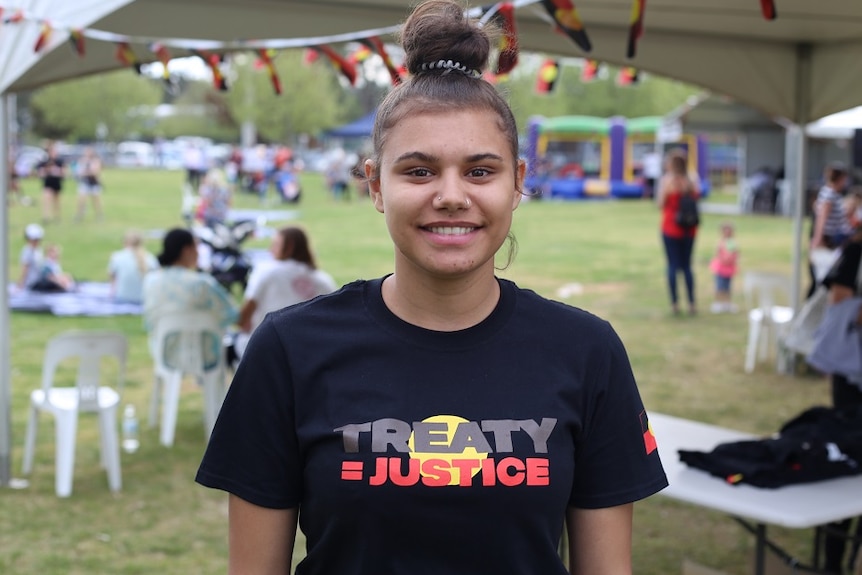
[710,222,740,313]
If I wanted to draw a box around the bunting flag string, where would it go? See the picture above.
[759,0,777,20]
[626,0,646,59]
[0,0,775,94]
[539,0,591,52]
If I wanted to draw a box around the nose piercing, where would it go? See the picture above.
[437,195,443,202]
[464,197,472,208]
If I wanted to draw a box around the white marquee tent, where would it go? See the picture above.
[4,0,862,484]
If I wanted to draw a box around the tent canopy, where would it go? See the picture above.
[2,0,862,125]
[326,111,376,139]
[3,0,862,486]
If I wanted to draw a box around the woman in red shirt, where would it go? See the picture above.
[657,150,701,315]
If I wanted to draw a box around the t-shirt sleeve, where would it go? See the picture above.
[196,318,303,508]
[569,322,668,509]
[243,264,266,301]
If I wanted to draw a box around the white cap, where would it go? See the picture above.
[24,223,44,241]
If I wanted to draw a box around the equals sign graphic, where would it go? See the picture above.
[341,461,364,481]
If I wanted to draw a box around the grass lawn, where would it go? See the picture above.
[1,169,825,574]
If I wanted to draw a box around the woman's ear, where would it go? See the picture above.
[366,159,384,214]
[513,159,527,211]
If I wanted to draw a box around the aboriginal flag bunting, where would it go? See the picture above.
[540,0,591,52]
[536,58,560,93]
[626,0,646,58]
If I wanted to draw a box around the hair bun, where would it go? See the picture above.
[400,0,490,77]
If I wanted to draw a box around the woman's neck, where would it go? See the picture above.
[380,268,500,332]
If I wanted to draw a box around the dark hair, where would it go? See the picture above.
[276,226,317,269]
[826,161,847,184]
[157,228,195,267]
[368,0,519,186]
[666,150,688,176]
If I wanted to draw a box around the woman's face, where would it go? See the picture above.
[367,108,524,281]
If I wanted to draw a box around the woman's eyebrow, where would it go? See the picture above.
[393,151,438,163]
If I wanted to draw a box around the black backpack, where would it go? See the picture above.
[675,191,700,229]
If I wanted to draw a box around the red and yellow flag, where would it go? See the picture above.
[312,45,357,86]
[149,43,171,80]
[639,411,657,455]
[115,42,142,74]
[616,66,640,86]
[540,0,591,52]
[361,36,402,86]
[257,49,282,95]
[5,9,24,24]
[581,59,600,82]
[626,0,646,58]
[33,22,52,53]
[493,2,519,76]
[192,50,228,91]
[348,44,373,65]
[535,59,560,94]
[68,28,85,57]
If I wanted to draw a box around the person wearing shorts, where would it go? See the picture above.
[37,142,65,223]
[75,147,103,221]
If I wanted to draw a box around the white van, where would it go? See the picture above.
[116,141,156,168]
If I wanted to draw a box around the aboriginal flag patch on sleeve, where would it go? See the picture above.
[639,410,657,455]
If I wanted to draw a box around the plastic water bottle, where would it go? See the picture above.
[121,404,140,454]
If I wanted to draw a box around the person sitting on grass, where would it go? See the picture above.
[31,244,76,292]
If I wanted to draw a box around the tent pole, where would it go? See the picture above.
[0,92,11,486]
[791,44,812,317]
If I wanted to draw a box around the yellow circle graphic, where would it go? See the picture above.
[408,414,489,486]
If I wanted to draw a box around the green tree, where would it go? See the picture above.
[30,70,163,141]
[224,50,358,144]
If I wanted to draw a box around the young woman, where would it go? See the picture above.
[142,228,237,362]
[108,230,159,303]
[74,147,104,222]
[657,150,701,315]
[226,226,337,363]
[197,2,667,573]
[37,142,65,223]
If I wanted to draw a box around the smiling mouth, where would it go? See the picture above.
[427,226,476,235]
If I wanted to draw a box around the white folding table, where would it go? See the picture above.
[650,412,862,574]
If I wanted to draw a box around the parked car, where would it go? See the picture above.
[116,141,156,168]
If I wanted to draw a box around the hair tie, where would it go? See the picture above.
[419,59,481,78]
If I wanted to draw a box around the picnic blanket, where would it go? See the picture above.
[8,282,143,316]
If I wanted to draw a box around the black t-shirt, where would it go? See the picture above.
[197,277,668,574]
[37,157,64,190]
[823,241,862,293]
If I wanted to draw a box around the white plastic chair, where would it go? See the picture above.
[22,330,128,497]
[743,271,794,373]
[149,311,227,447]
